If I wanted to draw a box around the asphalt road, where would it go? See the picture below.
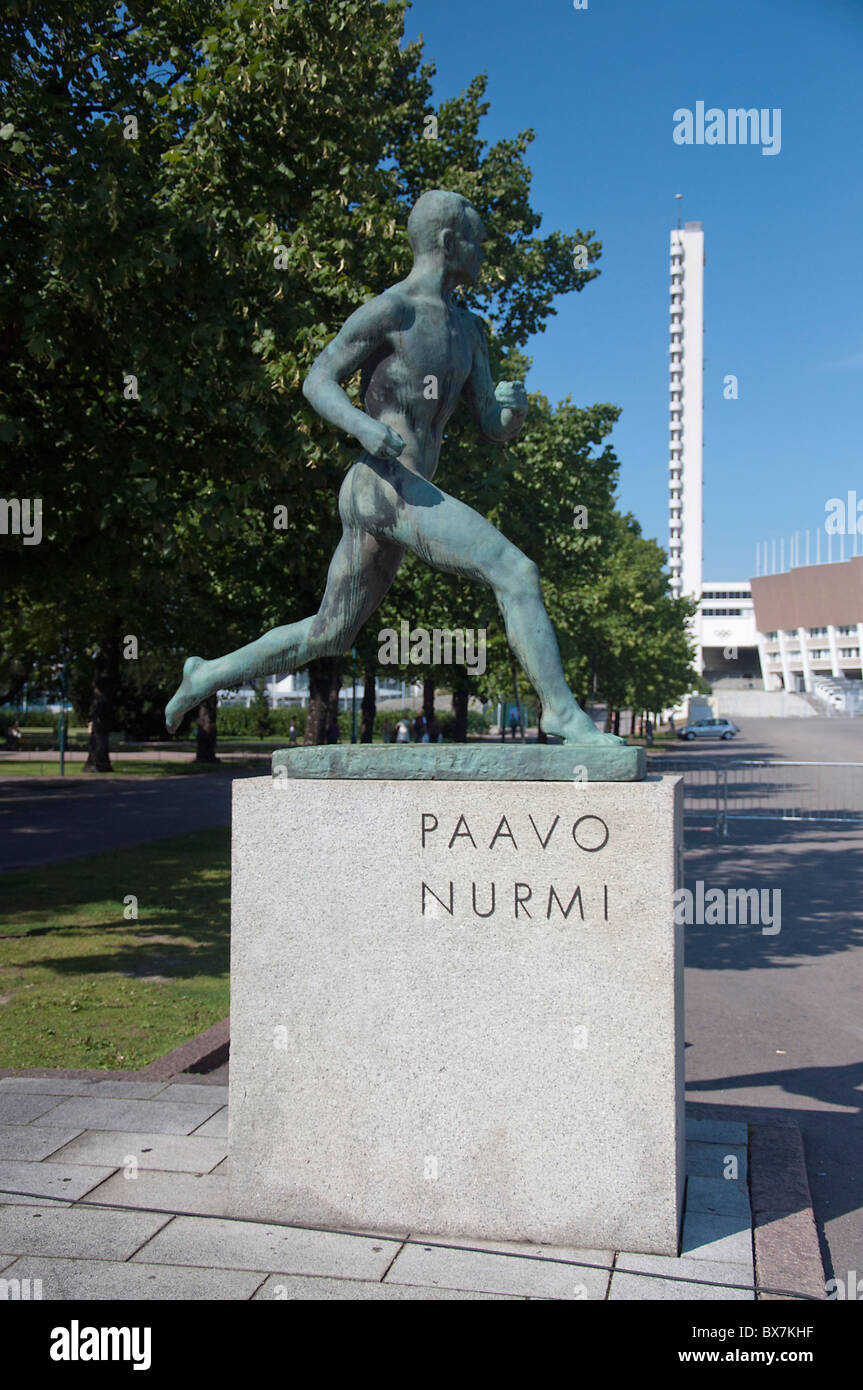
[668,714,863,764]
[676,718,863,1285]
[654,717,863,822]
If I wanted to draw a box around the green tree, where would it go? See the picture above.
[0,0,620,762]
[0,0,229,767]
[251,679,272,741]
[590,514,699,723]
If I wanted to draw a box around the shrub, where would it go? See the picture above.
[213,702,491,743]
[10,709,58,729]
[467,708,493,733]
[216,704,306,738]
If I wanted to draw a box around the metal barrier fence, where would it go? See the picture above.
[649,759,727,837]
[651,758,863,836]
[723,760,863,825]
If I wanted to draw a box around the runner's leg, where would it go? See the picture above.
[165,523,403,731]
[342,457,620,744]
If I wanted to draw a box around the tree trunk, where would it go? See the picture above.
[508,651,524,742]
[423,677,435,729]
[451,688,469,743]
[613,709,621,737]
[194,694,219,763]
[83,628,121,772]
[360,664,376,743]
[305,657,341,745]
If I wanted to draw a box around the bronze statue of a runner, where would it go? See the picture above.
[166,189,621,748]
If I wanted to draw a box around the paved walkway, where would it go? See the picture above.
[647,717,863,1282]
[684,820,863,1283]
[0,776,239,873]
[0,1075,774,1300]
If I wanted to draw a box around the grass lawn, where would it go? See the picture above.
[0,827,230,1070]
[0,759,266,777]
[628,732,680,748]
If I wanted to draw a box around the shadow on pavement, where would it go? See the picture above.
[683,824,863,969]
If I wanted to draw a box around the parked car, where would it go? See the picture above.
[677,718,739,741]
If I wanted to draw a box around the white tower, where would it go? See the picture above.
[668,219,704,665]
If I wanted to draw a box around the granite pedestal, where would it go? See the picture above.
[229,767,684,1254]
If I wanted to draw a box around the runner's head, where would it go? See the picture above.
[407,190,484,286]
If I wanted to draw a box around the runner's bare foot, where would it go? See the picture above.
[541,701,626,746]
[165,656,209,733]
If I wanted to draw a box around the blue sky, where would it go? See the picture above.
[402,0,863,581]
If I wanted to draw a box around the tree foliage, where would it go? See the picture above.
[0,0,697,757]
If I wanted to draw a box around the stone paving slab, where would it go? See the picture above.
[0,1085,820,1300]
[749,1124,813,1214]
[0,1159,116,1206]
[686,1175,751,1219]
[0,1204,171,1260]
[338,1224,411,1241]
[686,1141,748,1182]
[681,1212,754,1268]
[0,1255,266,1301]
[191,1109,227,1137]
[413,1234,615,1268]
[0,1094,65,1125]
[48,1130,227,1174]
[0,1078,106,1097]
[384,1242,610,1299]
[609,1272,754,1301]
[140,1019,230,1081]
[201,1062,229,1084]
[86,1081,172,1100]
[615,1252,755,1288]
[156,1083,229,1107]
[131,1214,400,1280]
[252,1273,519,1300]
[755,1209,826,1301]
[685,1116,748,1147]
[0,1079,171,1101]
[36,1097,224,1135]
[83,1169,231,1217]
[0,1126,85,1162]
